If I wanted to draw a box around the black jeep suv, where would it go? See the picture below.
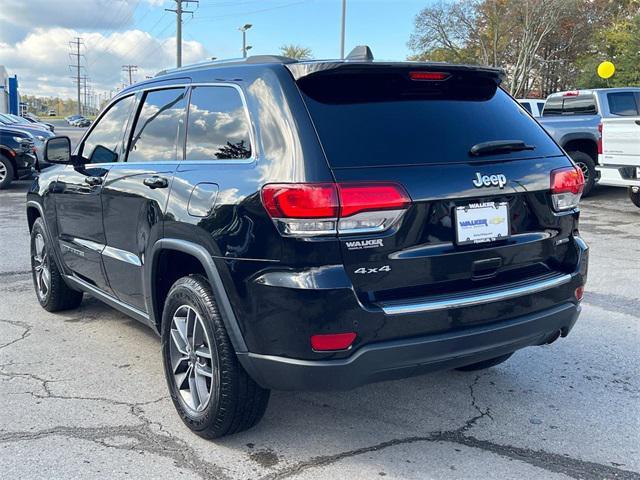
[27,47,588,438]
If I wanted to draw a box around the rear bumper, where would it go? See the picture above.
[596,164,640,187]
[239,302,581,391]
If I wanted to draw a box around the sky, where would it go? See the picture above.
[0,0,435,101]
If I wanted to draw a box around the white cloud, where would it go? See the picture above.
[0,0,137,37]
[0,27,208,99]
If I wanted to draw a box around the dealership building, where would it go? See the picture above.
[0,65,20,115]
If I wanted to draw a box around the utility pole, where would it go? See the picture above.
[69,37,84,115]
[166,0,199,68]
[80,75,90,116]
[239,24,252,58]
[340,0,346,59]
[122,65,138,85]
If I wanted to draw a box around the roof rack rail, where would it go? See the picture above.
[155,55,298,77]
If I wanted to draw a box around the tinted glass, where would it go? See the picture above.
[607,92,639,116]
[185,86,252,160]
[562,95,597,115]
[299,71,562,168]
[520,102,532,113]
[542,97,563,116]
[128,88,187,163]
[537,102,545,113]
[81,95,135,163]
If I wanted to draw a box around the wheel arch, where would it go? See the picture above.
[561,136,598,163]
[147,239,248,353]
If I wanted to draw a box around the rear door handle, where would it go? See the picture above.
[143,176,169,189]
[84,176,103,186]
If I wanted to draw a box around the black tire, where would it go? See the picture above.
[456,353,513,372]
[161,275,270,439]
[30,217,83,312]
[629,187,640,208]
[0,154,15,190]
[567,151,596,197]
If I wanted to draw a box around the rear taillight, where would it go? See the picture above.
[550,166,584,211]
[261,182,411,237]
[597,122,603,155]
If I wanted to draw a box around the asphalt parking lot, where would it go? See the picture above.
[0,160,638,478]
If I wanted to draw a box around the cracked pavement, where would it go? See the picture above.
[0,176,638,479]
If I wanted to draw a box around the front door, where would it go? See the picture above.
[101,87,188,311]
[54,94,137,293]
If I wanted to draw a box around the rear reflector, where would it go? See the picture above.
[550,166,584,211]
[311,332,356,351]
[261,182,411,237]
[575,286,584,301]
[409,71,450,81]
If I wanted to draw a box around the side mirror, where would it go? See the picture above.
[44,136,72,164]
[90,144,118,164]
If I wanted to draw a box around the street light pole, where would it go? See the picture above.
[340,0,346,59]
[239,24,252,58]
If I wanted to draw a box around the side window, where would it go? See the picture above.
[127,88,187,163]
[537,102,545,114]
[607,92,639,116]
[185,86,252,161]
[520,102,532,114]
[81,95,135,163]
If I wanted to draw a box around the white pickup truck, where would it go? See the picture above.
[598,116,640,208]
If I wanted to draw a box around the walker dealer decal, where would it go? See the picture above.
[345,239,384,250]
[455,202,510,245]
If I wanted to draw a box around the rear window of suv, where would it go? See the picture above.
[297,69,563,168]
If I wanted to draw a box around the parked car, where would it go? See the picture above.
[538,87,640,196]
[65,115,82,125]
[22,113,55,133]
[0,126,37,189]
[48,110,56,116]
[517,98,545,117]
[5,112,54,133]
[0,113,53,160]
[66,115,91,127]
[28,47,588,438]
[598,115,640,207]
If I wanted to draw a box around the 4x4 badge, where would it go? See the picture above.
[473,172,507,189]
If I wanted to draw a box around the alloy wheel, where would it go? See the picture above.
[0,162,7,183]
[169,305,217,413]
[32,233,51,300]
[576,161,590,184]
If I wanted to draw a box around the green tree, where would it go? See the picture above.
[280,44,313,60]
[576,12,640,87]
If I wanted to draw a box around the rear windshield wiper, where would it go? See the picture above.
[470,140,535,156]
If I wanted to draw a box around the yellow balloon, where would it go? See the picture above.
[597,61,615,79]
